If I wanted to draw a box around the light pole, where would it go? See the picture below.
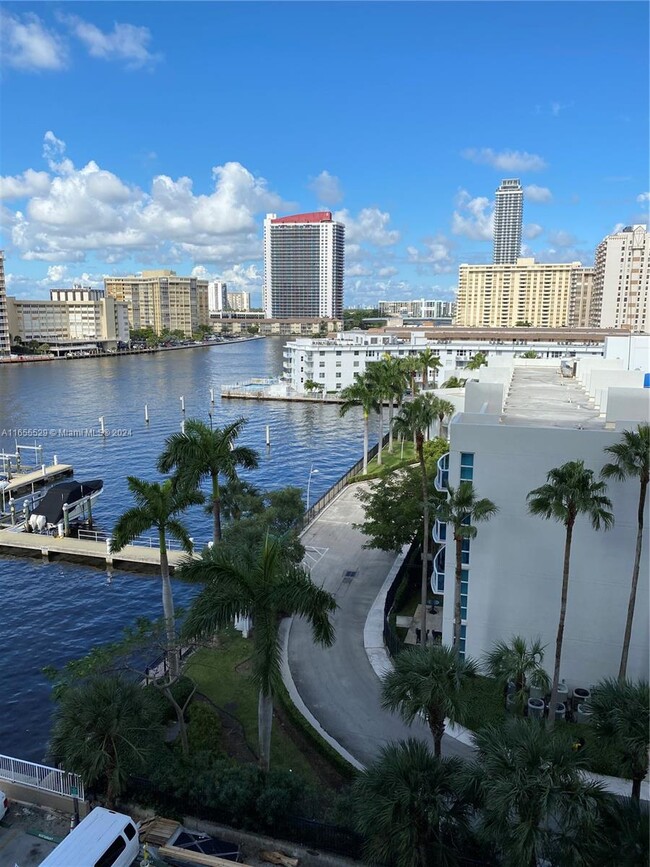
[306,464,319,511]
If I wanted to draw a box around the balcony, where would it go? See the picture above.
[432,518,446,544]
[435,452,449,492]
[432,546,445,595]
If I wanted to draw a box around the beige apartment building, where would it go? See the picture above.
[105,270,209,337]
[568,266,595,328]
[227,291,251,312]
[0,251,9,356]
[456,258,584,328]
[591,224,649,332]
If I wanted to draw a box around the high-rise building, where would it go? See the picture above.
[0,251,9,356]
[456,258,582,328]
[263,212,344,319]
[226,291,251,312]
[105,270,209,336]
[591,224,649,332]
[568,267,595,328]
[208,281,228,314]
[493,179,523,265]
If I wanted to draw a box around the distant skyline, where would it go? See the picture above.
[0,1,648,308]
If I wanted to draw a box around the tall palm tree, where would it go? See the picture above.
[434,396,456,439]
[158,417,259,544]
[433,482,498,655]
[601,424,649,679]
[469,719,605,867]
[465,351,488,371]
[483,635,550,714]
[49,676,163,807]
[364,362,393,466]
[352,739,472,867]
[400,354,420,395]
[179,536,336,771]
[112,477,202,679]
[579,796,649,866]
[393,395,439,640]
[382,644,477,757]
[587,678,649,803]
[382,354,408,453]
[418,347,442,389]
[339,375,379,474]
[527,461,613,728]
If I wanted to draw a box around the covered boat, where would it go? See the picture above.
[28,479,103,532]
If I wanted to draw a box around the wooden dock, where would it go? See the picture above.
[0,528,195,574]
[3,464,73,497]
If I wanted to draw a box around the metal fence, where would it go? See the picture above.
[0,753,84,801]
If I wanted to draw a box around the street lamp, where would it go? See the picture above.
[306,464,319,511]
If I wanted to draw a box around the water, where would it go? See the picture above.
[0,338,374,760]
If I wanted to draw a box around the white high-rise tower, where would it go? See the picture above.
[493,179,523,264]
[0,251,9,357]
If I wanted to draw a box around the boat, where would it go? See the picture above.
[27,479,103,532]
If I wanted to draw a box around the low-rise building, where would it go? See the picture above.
[378,298,456,320]
[211,316,341,338]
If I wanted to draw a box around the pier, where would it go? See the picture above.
[2,463,73,498]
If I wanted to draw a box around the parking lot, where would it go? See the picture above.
[0,804,67,866]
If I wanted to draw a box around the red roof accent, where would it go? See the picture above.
[272,211,332,224]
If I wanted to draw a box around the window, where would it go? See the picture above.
[125,824,136,841]
[460,452,474,481]
[336,372,341,378]
[95,836,126,867]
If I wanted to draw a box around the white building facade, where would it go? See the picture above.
[208,281,228,314]
[378,298,456,319]
[591,224,649,332]
[493,178,523,264]
[0,251,9,357]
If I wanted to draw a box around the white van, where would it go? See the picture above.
[39,807,139,867]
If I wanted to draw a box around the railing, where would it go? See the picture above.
[435,452,449,492]
[432,518,447,543]
[77,528,204,551]
[433,546,446,595]
[0,753,84,801]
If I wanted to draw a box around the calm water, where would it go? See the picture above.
[0,338,374,760]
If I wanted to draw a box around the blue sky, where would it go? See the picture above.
[1,1,648,307]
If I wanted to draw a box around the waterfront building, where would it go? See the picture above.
[493,178,523,264]
[378,298,456,320]
[434,358,649,686]
[456,258,585,328]
[208,281,228,314]
[0,251,9,357]
[263,212,344,320]
[568,267,595,328]
[226,290,251,312]
[211,315,341,338]
[105,270,209,337]
[591,224,649,332]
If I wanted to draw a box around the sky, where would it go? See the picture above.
[1,1,648,308]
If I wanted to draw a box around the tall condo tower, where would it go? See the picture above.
[263,212,344,319]
[0,251,9,356]
[493,179,523,264]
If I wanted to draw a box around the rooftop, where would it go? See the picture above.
[501,366,604,429]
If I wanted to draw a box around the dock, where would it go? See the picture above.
[0,528,197,574]
[2,464,73,497]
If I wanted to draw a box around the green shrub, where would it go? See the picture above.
[187,701,223,756]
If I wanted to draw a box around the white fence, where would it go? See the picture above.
[0,753,85,801]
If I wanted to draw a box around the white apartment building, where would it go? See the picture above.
[456,258,584,328]
[433,360,649,687]
[208,281,228,314]
[493,179,523,265]
[378,298,456,319]
[0,251,9,357]
[263,212,344,320]
[226,290,251,312]
[591,224,649,332]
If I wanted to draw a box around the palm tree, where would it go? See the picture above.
[382,644,477,757]
[112,477,202,679]
[483,635,550,714]
[364,362,393,466]
[393,395,439,640]
[49,676,163,806]
[441,376,467,389]
[352,739,472,867]
[400,354,420,395]
[382,354,408,453]
[339,375,379,474]
[433,482,498,655]
[527,461,613,728]
[418,347,442,389]
[579,797,649,866]
[601,424,649,679]
[465,351,488,371]
[179,536,336,771]
[434,396,456,439]
[587,678,649,803]
[158,417,259,544]
[470,719,605,867]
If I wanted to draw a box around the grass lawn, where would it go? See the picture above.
[185,630,318,783]
[352,442,417,481]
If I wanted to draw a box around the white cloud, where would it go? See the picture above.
[637,192,650,204]
[461,147,547,172]
[525,185,552,203]
[550,101,573,117]
[451,190,493,240]
[547,230,577,247]
[0,10,67,72]
[59,13,161,69]
[407,235,454,273]
[334,207,400,246]
[0,169,51,200]
[523,223,544,240]
[378,266,398,277]
[308,170,343,206]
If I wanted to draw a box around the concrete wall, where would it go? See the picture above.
[604,335,650,371]
[464,381,504,414]
[588,370,645,411]
[606,388,650,424]
[575,356,622,388]
[1,781,89,817]
[441,421,649,688]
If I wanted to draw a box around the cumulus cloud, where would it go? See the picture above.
[308,170,343,206]
[637,192,650,204]
[0,10,67,71]
[334,207,400,246]
[461,147,547,172]
[407,235,454,273]
[0,169,51,200]
[525,185,552,203]
[523,223,544,240]
[547,230,577,247]
[451,190,493,240]
[58,13,161,69]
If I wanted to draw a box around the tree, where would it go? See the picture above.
[303,378,322,396]
[521,350,539,359]
[465,351,488,370]
[352,739,473,867]
[112,477,202,679]
[400,354,420,394]
[393,395,440,641]
[220,477,263,522]
[382,644,477,757]
[158,417,259,544]
[433,396,456,439]
[433,482,498,655]
[418,347,442,389]
[601,424,649,679]
[179,536,336,771]
[339,375,379,475]
[483,635,550,713]
[587,678,649,803]
[527,461,613,728]
[441,376,467,389]
[364,362,394,465]
[469,719,605,867]
[49,676,164,806]
[579,797,649,866]
[381,354,408,453]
